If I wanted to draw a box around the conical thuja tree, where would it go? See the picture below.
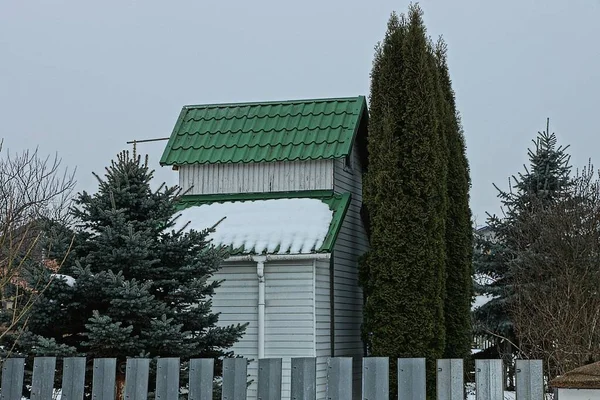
[435,40,474,360]
[6,151,246,393]
[360,5,448,397]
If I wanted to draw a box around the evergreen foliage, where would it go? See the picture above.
[359,4,471,395]
[435,42,474,359]
[3,151,245,364]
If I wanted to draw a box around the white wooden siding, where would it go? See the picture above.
[332,146,369,398]
[210,263,259,399]
[179,159,334,195]
[264,261,314,400]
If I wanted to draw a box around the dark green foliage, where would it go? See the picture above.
[360,4,468,396]
[5,151,245,364]
[435,42,474,359]
[473,120,571,387]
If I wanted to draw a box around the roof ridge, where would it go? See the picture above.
[183,95,365,110]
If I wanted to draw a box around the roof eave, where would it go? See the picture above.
[224,253,332,263]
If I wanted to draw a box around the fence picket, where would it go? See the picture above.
[31,357,56,400]
[189,359,214,400]
[516,360,543,400]
[62,357,86,400]
[257,358,282,400]
[222,358,247,400]
[436,359,463,400]
[124,359,150,400]
[0,356,546,400]
[290,358,316,400]
[1,358,25,400]
[326,357,352,400]
[475,360,503,400]
[92,358,116,400]
[362,357,388,400]
[398,358,426,400]
[156,358,179,400]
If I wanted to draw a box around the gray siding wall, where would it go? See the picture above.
[179,160,333,195]
[210,262,259,398]
[332,147,369,397]
[264,261,314,400]
[212,259,319,400]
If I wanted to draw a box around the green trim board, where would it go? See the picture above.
[177,190,334,207]
[319,192,351,252]
[160,96,368,165]
[176,191,351,254]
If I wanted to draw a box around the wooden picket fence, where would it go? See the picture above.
[0,356,544,400]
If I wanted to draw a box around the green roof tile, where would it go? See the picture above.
[160,96,367,165]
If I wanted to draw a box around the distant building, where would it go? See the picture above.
[550,361,600,399]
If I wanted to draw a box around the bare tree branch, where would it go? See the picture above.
[510,163,600,379]
[0,142,76,353]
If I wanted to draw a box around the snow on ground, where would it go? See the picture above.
[174,198,333,254]
[465,383,555,399]
[466,391,515,400]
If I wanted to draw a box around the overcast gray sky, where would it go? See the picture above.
[1,0,598,223]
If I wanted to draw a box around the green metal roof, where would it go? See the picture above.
[160,96,367,165]
[177,191,351,254]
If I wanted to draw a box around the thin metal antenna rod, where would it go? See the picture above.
[126,137,171,158]
[126,137,170,144]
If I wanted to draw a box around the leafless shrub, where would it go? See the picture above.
[0,142,76,347]
[511,162,600,379]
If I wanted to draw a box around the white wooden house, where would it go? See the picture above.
[160,96,369,399]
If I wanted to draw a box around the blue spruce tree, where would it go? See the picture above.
[4,151,245,385]
[474,119,571,387]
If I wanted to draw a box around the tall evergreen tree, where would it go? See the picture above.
[474,120,571,386]
[4,151,245,378]
[435,41,474,359]
[360,5,448,395]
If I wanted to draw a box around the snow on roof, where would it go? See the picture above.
[174,198,333,254]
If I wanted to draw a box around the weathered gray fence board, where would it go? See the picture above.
[475,359,503,400]
[31,356,56,400]
[124,359,150,400]
[326,357,352,400]
[189,359,214,400]
[92,358,116,400]
[156,358,179,400]
[516,359,543,400]
[290,358,316,400]
[222,358,247,400]
[0,355,548,400]
[398,358,426,400]
[1,358,25,400]
[257,358,282,400]
[437,359,463,400]
[362,357,389,400]
[62,357,86,400]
